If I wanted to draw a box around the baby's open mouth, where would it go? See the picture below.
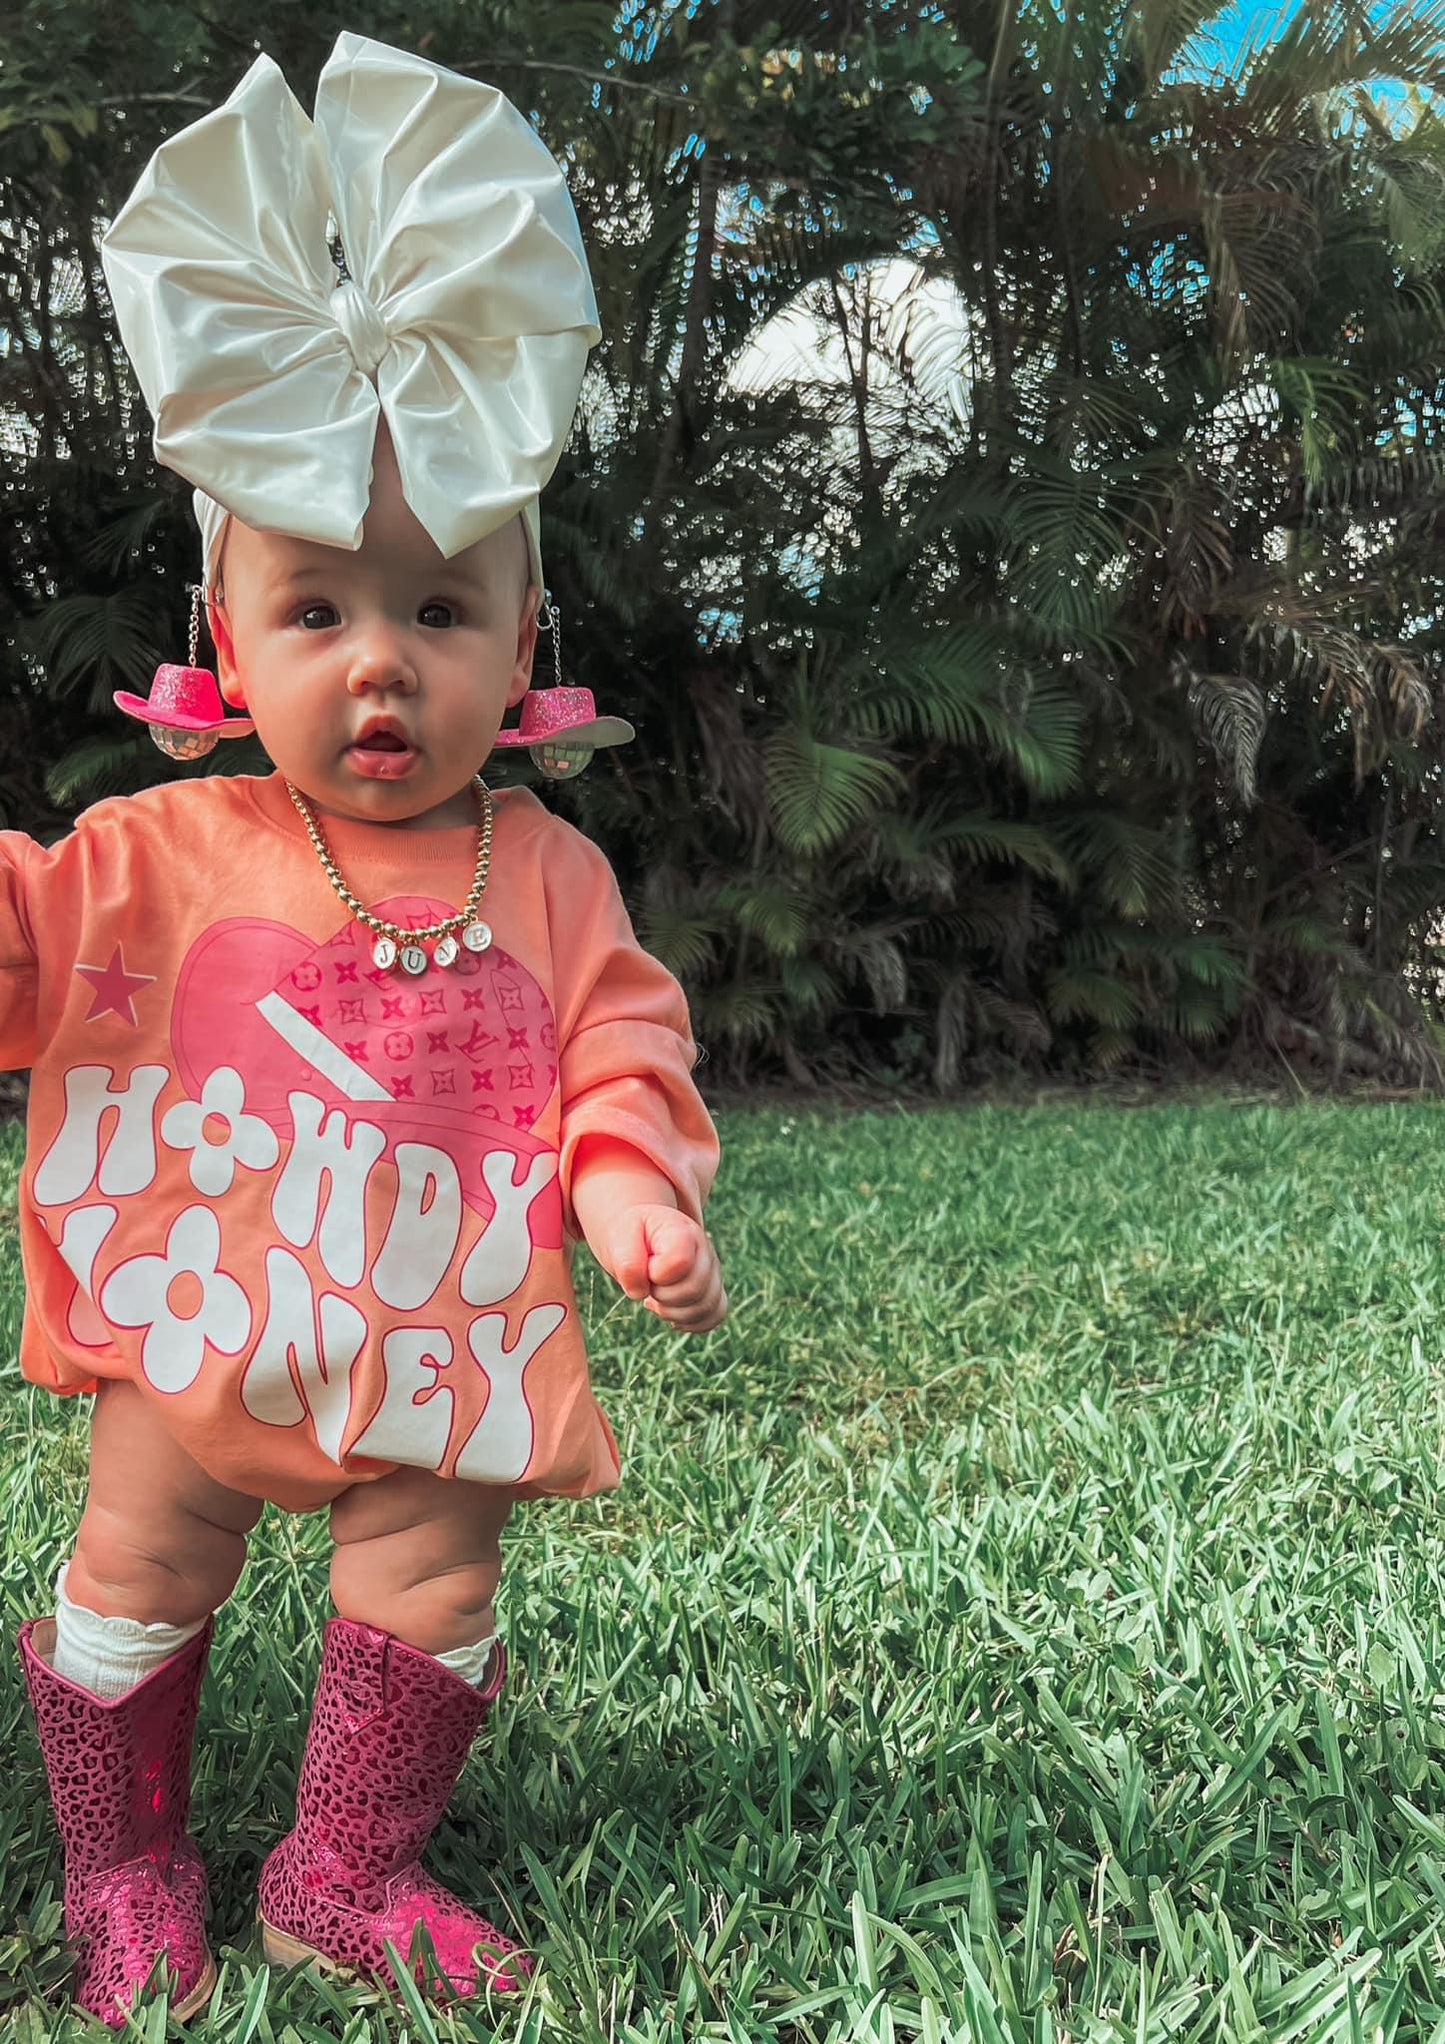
[347,727,418,777]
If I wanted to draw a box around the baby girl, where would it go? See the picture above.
[12,30,724,2030]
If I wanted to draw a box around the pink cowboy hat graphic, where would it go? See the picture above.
[115,664,256,738]
[490,685,632,752]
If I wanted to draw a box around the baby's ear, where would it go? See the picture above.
[209,595,245,708]
[507,582,543,706]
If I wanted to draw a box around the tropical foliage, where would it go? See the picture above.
[2,0,1444,1087]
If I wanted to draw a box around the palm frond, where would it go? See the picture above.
[1053,811,1185,919]
[764,730,904,854]
[723,884,815,958]
[26,586,165,701]
[1182,666,1268,804]
[1046,968,1144,1028]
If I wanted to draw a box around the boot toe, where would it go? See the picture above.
[259,1855,533,1999]
[384,1869,534,1996]
[74,1847,214,2026]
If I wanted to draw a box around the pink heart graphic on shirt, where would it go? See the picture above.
[171,905,561,1225]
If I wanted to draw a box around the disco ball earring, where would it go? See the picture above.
[488,588,635,773]
[112,582,256,758]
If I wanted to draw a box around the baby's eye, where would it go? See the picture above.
[419,601,456,629]
[298,603,338,630]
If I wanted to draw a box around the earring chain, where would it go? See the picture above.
[539,587,563,685]
[186,582,203,669]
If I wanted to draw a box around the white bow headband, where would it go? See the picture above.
[100,30,602,593]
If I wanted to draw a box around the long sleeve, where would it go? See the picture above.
[0,830,44,1071]
[545,818,719,1235]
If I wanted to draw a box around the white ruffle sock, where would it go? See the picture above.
[434,1632,498,1690]
[50,1559,207,1701]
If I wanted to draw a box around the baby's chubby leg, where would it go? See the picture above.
[329,1465,513,1660]
[66,1378,263,1630]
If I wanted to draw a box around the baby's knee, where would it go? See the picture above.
[69,1499,251,1627]
[73,1380,263,1623]
[330,1544,500,1654]
[328,1473,512,1653]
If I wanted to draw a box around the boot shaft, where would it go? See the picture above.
[289,1620,505,1901]
[19,1617,212,1883]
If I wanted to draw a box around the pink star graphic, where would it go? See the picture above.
[75,944,156,1027]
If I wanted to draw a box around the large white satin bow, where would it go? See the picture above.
[100,31,602,587]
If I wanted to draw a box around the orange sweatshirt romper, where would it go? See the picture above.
[0,772,719,1509]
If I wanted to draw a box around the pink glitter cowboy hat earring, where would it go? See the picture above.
[114,583,256,760]
[490,589,632,780]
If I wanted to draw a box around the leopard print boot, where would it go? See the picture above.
[18,1616,217,2029]
[257,1618,532,1998]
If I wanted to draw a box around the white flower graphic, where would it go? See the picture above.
[100,1205,252,1393]
[162,1065,279,1194]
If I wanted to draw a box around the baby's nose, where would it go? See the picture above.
[345,624,418,693]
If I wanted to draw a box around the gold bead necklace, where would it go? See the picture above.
[284,775,494,976]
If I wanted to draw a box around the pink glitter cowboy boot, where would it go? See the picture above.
[257,1618,532,1998]
[18,1616,217,2030]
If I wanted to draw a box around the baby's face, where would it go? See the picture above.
[211,427,539,828]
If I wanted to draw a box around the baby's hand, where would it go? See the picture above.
[602,1205,728,1332]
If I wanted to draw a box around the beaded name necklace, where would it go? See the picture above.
[285,775,494,976]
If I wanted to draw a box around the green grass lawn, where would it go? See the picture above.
[6,1099,1445,2041]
